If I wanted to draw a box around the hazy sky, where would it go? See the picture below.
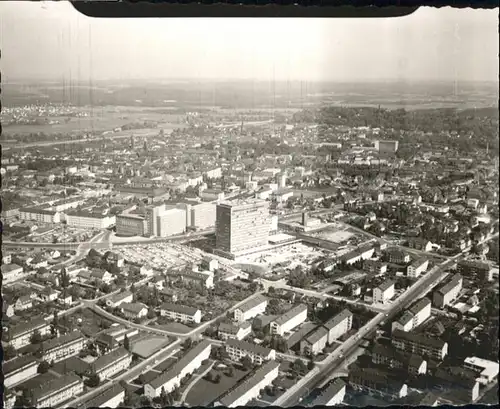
[0,2,498,83]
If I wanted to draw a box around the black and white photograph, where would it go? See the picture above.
[0,2,499,408]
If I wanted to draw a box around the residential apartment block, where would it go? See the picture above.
[3,355,39,388]
[371,344,427,375]
[300,326,329,356]
[215,361,280,407]
[270,304,308,336]
[374,280,395,304]
[407,258,429,278]
[349,368,408,400]
[311,379,346,406]
[1,263,24,284]
[323,309,353,344]
[392,329,448,360]
[218,322,252,341]
[233,295,268,323]
[8,318,51,349]
[78,384,125,409]
[392,298,432,333]
[433,274,463,308]
[144,340,212,397]
[457,260,493,282]
[41,331,87,364]
[225,339,276,365]
[87,347,132,379]
[160,303,202,324]
[31,374,84,407]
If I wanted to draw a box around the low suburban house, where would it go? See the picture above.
[120,302,149,319]
[106,291,133,308]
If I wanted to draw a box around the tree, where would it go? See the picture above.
[147,309,156,319]
[30,330,43,344]
[182,338,193,350]
[307,359,315,371]
[226,365,234,377]
[123,334,130,351]
[292,358,307,376]
[60,267,70,288]
[86,373,100,387]
[240,355,253,371]
[214,373,221,384]
[4,345,17,361]
[37,361,51,374]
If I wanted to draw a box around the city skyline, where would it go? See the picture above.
[0,2,498,83]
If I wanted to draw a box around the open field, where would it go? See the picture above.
[2,105,187,135]
[130,335,172,359]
